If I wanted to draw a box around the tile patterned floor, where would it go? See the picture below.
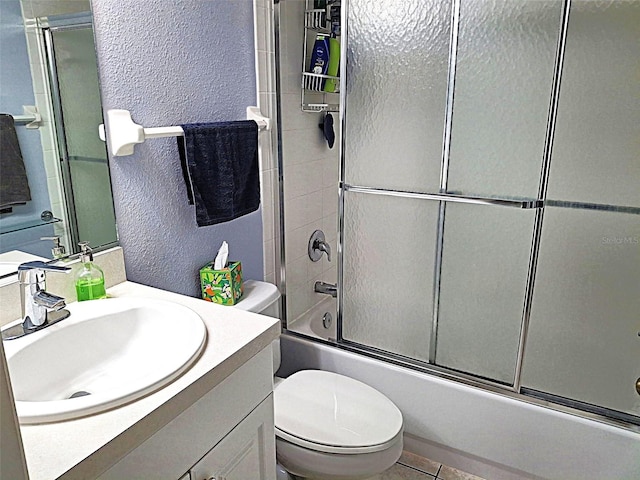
[364,451,486,480]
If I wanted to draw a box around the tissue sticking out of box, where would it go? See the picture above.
[214,241,229,270]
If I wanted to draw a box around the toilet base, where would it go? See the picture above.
[277,462,295,480]
[276,433,403,480]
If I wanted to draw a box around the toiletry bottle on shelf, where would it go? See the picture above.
[75,242,106,301]
[324,37,340,93]
[329,0,341,36]
[309,34,330,90]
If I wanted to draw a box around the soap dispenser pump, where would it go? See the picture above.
[75,242,106,301]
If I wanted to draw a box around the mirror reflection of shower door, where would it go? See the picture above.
[45,23,117,252]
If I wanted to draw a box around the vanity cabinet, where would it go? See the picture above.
[97,347,276,480]
[189,397,274,480]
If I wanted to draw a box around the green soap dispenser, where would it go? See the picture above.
[75,242,106,301]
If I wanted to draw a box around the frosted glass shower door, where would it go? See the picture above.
[340,0,452,361]
[520,0,640,419]
[446,0,564,198]
[435,204,536,384]
[341,191,439,361]
[343,0,451,194]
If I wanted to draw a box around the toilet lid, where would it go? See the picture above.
[274,370,403,454]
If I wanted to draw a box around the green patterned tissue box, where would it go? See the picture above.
[200,261,243,305]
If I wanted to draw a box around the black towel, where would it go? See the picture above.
[0,114,31,212]
[178,121,260,227]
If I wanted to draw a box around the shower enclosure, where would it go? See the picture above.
[43,16,117,251]
[276,0,639,427]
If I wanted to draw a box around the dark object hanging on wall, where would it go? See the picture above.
[319,113,335,149]
[0,114,31,213]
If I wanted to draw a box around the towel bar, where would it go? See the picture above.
[10,106,42,129]
[99,107,271,157]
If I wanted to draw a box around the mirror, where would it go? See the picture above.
[0,0,117,277]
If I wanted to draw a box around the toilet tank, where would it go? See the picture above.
[232,280,282,373]
[234,280,281,317]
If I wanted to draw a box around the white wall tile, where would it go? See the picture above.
[322,213,338,242]
[280,93,322,131]
[308,254,324,280]
[263,237,275,276]
[282,160,315,199]
[260,168,273,205]
[322,156,340,188]
[281,72,302,95]
[254,5,268,52]
[282,126,331,166]
[257,50,276,94]
[262,201,275,242]
[323,264,337,284]
[287,282,312,321]
[283,190,323,232]
[286,254,308,289]
[284,224,315,262]
[263,0,342,321]
[322,185,338,217]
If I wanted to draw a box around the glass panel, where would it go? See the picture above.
[547,1,640,207]
[342,191,439,362]
[436,203,536,384]
[447,0,563,199]
[522,208,640,417]
[53,27,117,249]
[343,0,451,193]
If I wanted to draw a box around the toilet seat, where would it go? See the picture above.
[274,370,403,455]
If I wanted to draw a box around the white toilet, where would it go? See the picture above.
[233,280,404,480]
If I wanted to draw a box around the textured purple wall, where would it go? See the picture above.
[91,0,262,296]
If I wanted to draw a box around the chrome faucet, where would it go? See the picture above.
[308,230,332,262]
[314,281,337,298]
[2,261,71,340]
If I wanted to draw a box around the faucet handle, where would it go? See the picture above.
[18,261,71,273]
[308,230,332,262]
[18,261,71,284]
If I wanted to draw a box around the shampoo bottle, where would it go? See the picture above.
[309,34,330,90]
[75,242,106,301]
[323,37,340,93]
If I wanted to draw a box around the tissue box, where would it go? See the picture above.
[200,261,243,305]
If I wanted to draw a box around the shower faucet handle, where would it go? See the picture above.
[308,230,331,262]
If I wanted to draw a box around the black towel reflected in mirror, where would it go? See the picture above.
[0,114,31,213]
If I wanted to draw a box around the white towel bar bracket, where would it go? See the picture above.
[98,107,271,157]
[12,105,42,129]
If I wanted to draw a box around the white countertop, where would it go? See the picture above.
[16,281,280,480]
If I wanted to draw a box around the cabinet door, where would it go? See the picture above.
[190,396,276,480]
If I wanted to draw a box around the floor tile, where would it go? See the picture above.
[437,465,486,480]
[398,451,441,476]
[367,463,436,480]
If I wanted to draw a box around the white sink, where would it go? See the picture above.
[4,297,207,424]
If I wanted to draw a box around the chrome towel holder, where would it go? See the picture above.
[99,107,271,157]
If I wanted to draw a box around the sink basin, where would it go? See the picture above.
[3,297,207,424]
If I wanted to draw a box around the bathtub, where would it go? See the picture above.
[278,334,640,480]
[287,296,337,341]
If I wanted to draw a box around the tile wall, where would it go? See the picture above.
[274,0,340,324]
[254,0,278,286]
